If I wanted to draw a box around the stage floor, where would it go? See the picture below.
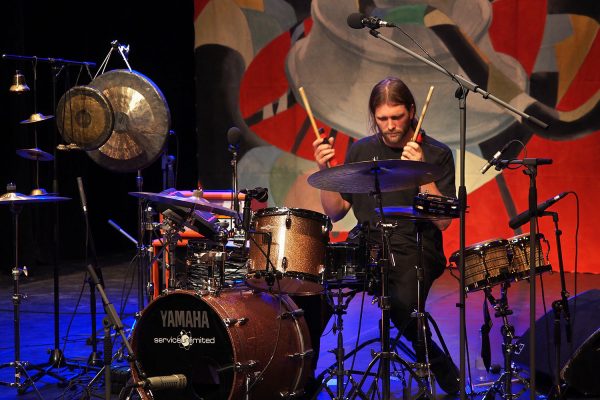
[0,253,597,399]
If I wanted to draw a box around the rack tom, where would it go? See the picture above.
[246,207,331,295]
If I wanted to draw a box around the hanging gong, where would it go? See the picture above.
[56,86,114,150]
[87,69,170,172]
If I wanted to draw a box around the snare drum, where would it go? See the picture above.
[507,233,551,280]
[131,289,312,400]
[246,208,331,295]
[451,239,513,292]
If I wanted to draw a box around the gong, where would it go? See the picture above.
[56,86,113,150]
[87,69,170,172]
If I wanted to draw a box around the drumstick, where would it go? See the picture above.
[411,85,435,142]
[298,86,336,167]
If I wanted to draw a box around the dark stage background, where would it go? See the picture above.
[0,0,197,273]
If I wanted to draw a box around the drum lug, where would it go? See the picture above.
[287,349,314,360]
[223,317,248,327]
[278,308,304,320]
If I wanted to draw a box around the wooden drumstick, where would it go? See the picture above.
[298,86,336,167]
[411,85,435,142]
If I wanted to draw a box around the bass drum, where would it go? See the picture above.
[131,289,313,399]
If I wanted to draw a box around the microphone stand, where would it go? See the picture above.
[86,265,147,400]
[496,157,552,398]
[363,28,549,400]
[542,211,572,399]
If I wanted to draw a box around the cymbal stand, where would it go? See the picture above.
[409,221,436,398]
[349,162,423,399]
[313,287,362,400]
[0,201,66,395]
[481,282,529,400]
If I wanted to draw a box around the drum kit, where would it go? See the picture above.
[117,158,467,400]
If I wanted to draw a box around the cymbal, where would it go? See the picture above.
[20,112,54,124]
[129,191,237,217]
[376,206,457,221]
[0,192,70,204]
[307,159,443,193]
[56,85,114,151]
[87,70,170,173]
[16,148,54,162]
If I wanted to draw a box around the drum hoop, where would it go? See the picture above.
[507,232,545,243]
[255,207,331,224]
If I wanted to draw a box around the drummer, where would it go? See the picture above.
[312,77,460,395]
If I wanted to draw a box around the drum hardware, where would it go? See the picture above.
[539,210,572,399]
[0,186,71,394]
[85,265,151,400]
[312,287,366,400]
[480,283,530,400]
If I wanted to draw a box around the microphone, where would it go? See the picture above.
[480,142,512,174]
[76,176,88,214]
[240,187,269,203]
[347,13,396,29]
[508,192,569,230]
[135,374,187,391]
[227,126,242,152]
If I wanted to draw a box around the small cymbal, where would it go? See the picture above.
[129,191,237,217]
[16,148,54,162]
[376,206,457,221]
[307,159,443,193]
[20,112,55,124]
[0,192,70,204]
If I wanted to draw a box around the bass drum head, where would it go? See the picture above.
[132,291,234,399]
[131,289,312,400]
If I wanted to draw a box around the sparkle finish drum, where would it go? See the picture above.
[131,289,312,400]
[246,208,331,295]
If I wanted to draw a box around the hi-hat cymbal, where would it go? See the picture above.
[56,85,114,151]
[0,192,70,204]
[16,148,54,162]
[87,70,170,173]
[20,112,55,124]
[129,191,237,217]
[307,159,443,193]
[376,206,457,221]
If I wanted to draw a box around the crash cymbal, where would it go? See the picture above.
[56,85,114,151]
[20,112,54,124]
[87,70,170,172]
[16,147,54,162]
[376,206,457,221]
[307,159,443,193]
[0,191,70,204]
[129,191,237,217]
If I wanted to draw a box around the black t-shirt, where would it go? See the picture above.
[341,133,456,273]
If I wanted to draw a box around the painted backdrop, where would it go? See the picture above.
[194,0,599,274]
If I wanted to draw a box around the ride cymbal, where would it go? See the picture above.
[56,85,114,151]
[87,70,170,172]
[307,159,443,193]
